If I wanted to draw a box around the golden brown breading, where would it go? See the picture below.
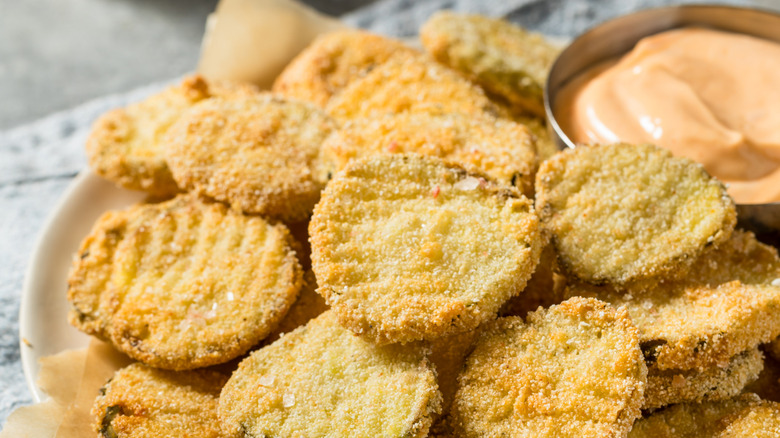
[165,93,337,222]
[92,363,228,438]
[272,29,420,107]
[421,11,560,117]
[262,270,328,345]
[744,351,780,403]
[629,393,780,437]
[318,112,538,197]
[566,230,780,372]
[67,194,302,370]
[310,154,543,344]
[218,311,441,438]
[499,243,567,318]
[536,143,736,284]
[86,75,257,196]
[644,348,763,411]
[325,53,510,121]
[450,297,647,438]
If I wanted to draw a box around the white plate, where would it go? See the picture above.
[19,170,144,402]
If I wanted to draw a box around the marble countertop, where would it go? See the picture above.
[0,0,767,425]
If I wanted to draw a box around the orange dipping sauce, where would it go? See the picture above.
[555,27,780,204]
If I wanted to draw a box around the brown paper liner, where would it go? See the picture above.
[198,0,346,89]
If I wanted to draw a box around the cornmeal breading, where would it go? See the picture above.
[218,311,441,438]
[451,297,647,438]
[644,348,763,411]
[629,393,780,437]
[421,11,560,117]
[67,194,302,370]
[272,29,420,107]
[86,75,257,196]
[566,230,780,371]
[92,363,228,438]
[536,143,736,284]
[310,154,543,344]
[166,93,337,222]
[319,112,538,197]
[325,53,510,121]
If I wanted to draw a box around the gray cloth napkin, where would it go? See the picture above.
[0,0,762,424]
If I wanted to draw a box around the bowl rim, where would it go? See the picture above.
[543,3,780,208]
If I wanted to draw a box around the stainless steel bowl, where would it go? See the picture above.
[543,4,780,244]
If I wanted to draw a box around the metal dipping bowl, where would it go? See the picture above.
[543,4,780,246]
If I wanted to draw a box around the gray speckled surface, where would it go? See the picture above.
[0,0,769,427]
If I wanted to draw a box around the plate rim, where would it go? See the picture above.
[19,169,145,401]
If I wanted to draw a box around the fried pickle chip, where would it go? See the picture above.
[86,75,257,196]
[629,393,780,437]
[421,11,560,117]
[310,154,543,344]
[67,194,302,370]
[92,363,228,438]
[325,53,509,121]
[166,94,337,222]
[272,29,420,107]
[566,230,780,372]
[319,113,538,197]
[218,311,441,438]
[450,297,647,438]
[536,143,736,284]
[644,348,763,411]
[262,270,328,345]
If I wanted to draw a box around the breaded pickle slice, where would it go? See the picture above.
[451,297,647,438]
[218,311,441,438]
[536,143,736,284]
[86,75,257,196]
[319,113,538,197]
[272,29,419,107]
[421,11,560,117]
[325,53,509,121]
[644,348,763,411]
[166,93,337,222]
[263,270,328,345]
[92,363,228,438]
[310,154,543,344]
[566,230,780,372]
[67,194,302,370]
[629,393,780,437]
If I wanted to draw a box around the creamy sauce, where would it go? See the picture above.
[556,27,780,204]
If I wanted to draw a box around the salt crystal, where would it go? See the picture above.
[283,393,295,408]
[454,177,481,191]
[227,292,235,301]
[259,375,275,387]
[642,301,653,310]
[771,278,780,287]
